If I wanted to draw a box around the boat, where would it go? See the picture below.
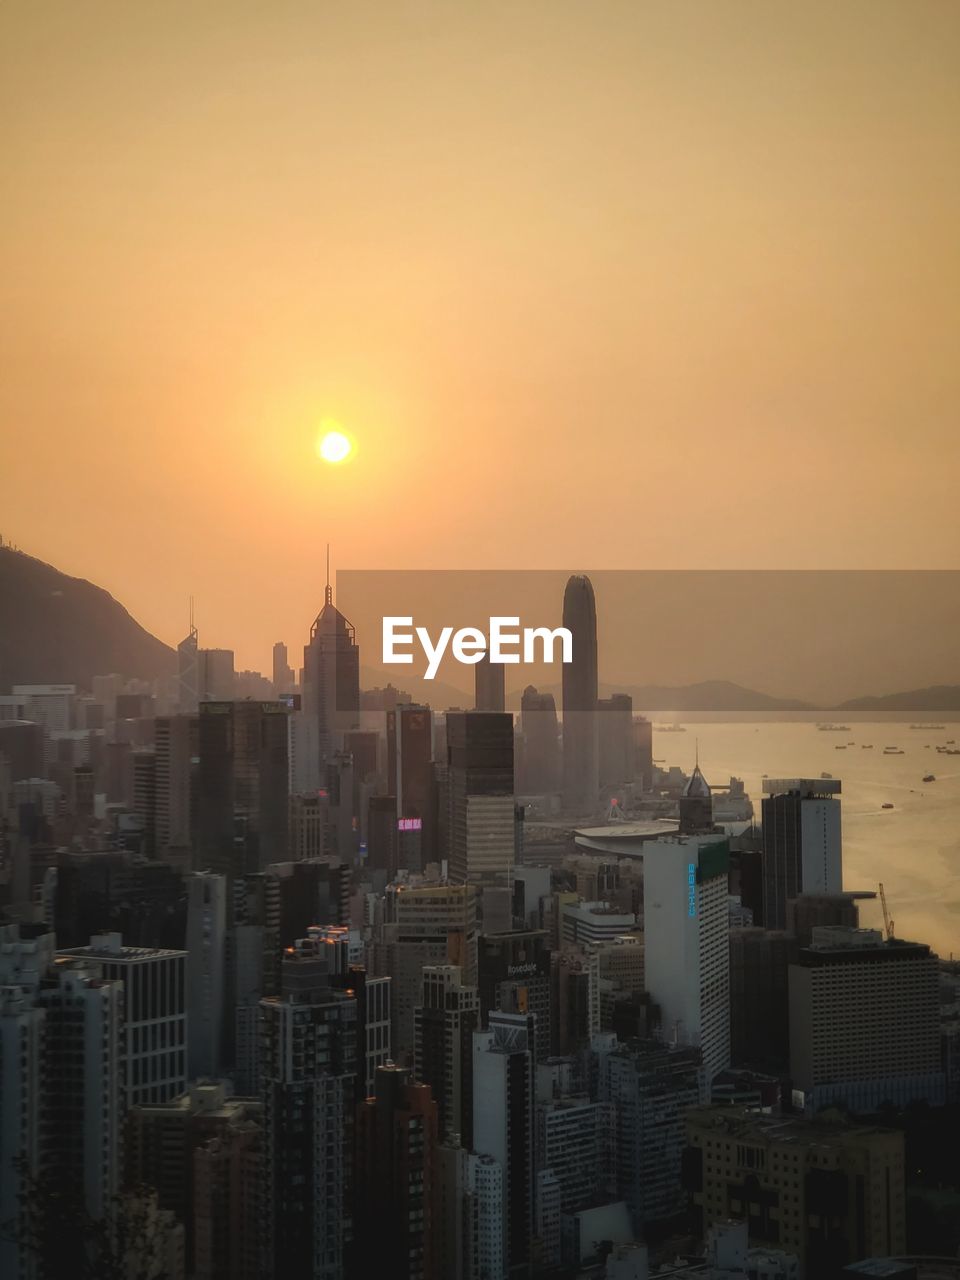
[883,747,904,755]
[834,745,847,750]
[820,772,833,780]
[911,724,945,730]
[882,803,894,809]
[817,723,851,732]
[861,744,873,749]
[656,724,687,733]
[923,774,936,782]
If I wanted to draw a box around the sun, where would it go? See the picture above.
[316,423,355,464]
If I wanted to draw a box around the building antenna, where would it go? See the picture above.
[325,544,332,606]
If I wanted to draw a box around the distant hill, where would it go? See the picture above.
[838,685,960,711]
[600,678,813,712]
[0,546,175,692]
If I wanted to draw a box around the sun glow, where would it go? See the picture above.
[316,424,355,464]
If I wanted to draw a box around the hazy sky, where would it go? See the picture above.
[2,1,958,671]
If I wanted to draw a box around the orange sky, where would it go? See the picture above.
[2,1,958,671]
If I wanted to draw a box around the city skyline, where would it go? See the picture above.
[3,1,959,668]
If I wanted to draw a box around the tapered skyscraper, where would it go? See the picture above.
[561,574,598,813]
[301,551,360,786]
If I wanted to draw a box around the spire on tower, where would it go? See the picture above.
[325,543,332,607]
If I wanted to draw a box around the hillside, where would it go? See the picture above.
[0,546,175,692]
[838,685,960,711]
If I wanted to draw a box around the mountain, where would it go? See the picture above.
[837,685,960,711]
[0,546,175,692]
[597,678,813,712]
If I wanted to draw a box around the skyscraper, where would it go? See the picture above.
[259,938,357,1280]
[642,834,731,1084]
[155,713,198,857]
[387,703,434,871]
[597,693,633,789]
[788,926,945,1113]
[301,567,360,787]
[354,1064,440,1280]
[761,778,842,930]
[446,711,515,898]
[596,1036,702,1231]
[414,964,479,1144]
[59,931,188,1106]
[271,641,295,695]
[473,1012,536,1278]
[186,871,228,1079]
[196,700,290,881]
[518,685,560,796]
[177,604,199,714]
[475,653,506,713]
[561,575,599,814]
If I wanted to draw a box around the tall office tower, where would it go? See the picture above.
[0,986,44,1280]
[478,929,552,1065]
[354,1064,440,1280]
[595,1036,702,1231]
[374,883,479,1062]
[561,901,637,950]
[633,716,654,790]
[518,685,560,795]
[193,1121,262,1280]
[642,835,731,1085]
[37,959,125,1220]
[550,948,600,1054]
[728,927,797,1072]
[475,653,506,712]
[301,572,360,786]
[266,858,350,943]
[60,931,188,1105]
[387,704,434,871]
[343,729,379,784]
[198,649,236,701]
[51,849,186,950]
[684,1107,907,1272]
[367,793,398,877]
[178,607,200,713]
[289,791,332,860]
[414,965,480,1144]
[446,711,515,899]
[271,641,295,695]
[154,714,198,857]
[0,718,45,782]
[259,939,357,1280]
[473,1012,536,1279]
[196,700,289,881]
[132,746,158,856]
[561,574,599,814]
[597,694,633,789]
[186,872,228,1079]
[127,1083,262,1277]
[761,778,842,931]
[785,891,860,945]
[324,751,357,862]
[678,760,715,835]
[789,926,945,1113]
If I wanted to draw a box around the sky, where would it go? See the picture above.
[2,1,958,672]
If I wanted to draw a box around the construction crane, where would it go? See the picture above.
[878,882,895,941]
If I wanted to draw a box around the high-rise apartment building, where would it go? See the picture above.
[354,1064,440,1280]
[414,964,480,1144]
[186,872,228,1079]
[473,1012,536,1278]
[155,713,198,856]
[642,834,731,1084]
[595,1036,702,1231]
[59,931,188,1105]
[788,926,945,1114]
[761,778,842,930]
[259,939,357,1280]
[478,928,552,1065]
[387,704,434,871]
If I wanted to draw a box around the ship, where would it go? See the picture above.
[883,747,905,755]
[882,802,895,809]
[923,774,936,782]
[656,724,687,733]
[817,723,851,732]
